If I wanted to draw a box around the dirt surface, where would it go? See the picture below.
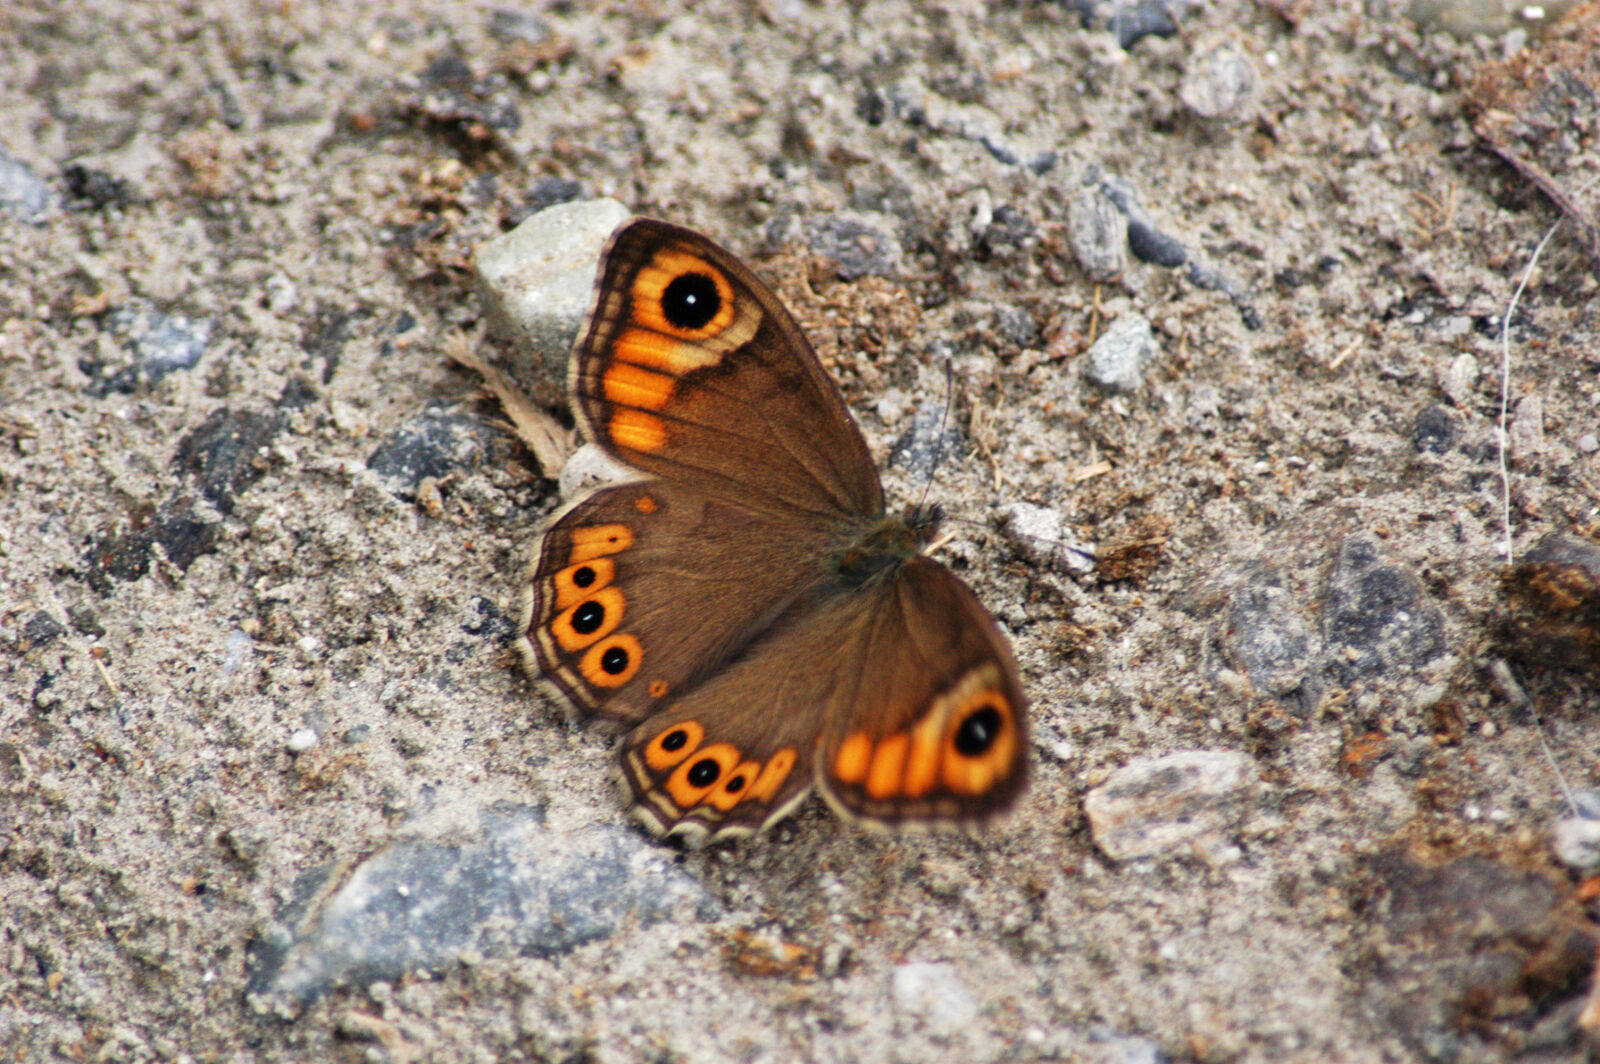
[3,2,1599,1062]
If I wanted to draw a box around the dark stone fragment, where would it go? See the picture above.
[856,86,887,126]
[84,404,289,589]
[68,605,104,638]
[1498,533,1600,680]
[803,214,901,280]
[174,408,282,513]
[1353,848,1599,1061]
[301,305,372,385]
[62,164,133,210]
[1321,535,1445,684]
[366,401,498,499]
[20,612,67,651]
[461,596,515,643]
[887,406,964,478]
[1127,218,1187,267]
[511,177,583,223]
[1412,404,1457,455]
[981,205,1036,255]
[993,304,1039,348]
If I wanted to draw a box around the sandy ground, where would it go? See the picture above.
[3,2,1599,1062]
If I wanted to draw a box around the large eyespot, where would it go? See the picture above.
[552,557,614,611]
[579,633,642,688]
[663,742,740,809]
[661,271,720,331]
[704,760,762,812]
[940,691,1017,796]
[549,587,624,652]
[645,719,704,771]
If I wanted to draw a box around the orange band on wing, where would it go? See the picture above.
[747,748,797,802]
[608,408,667,452]
[567,524,634,563]
[603,361,677,409]
[612,326,722,376]
[865,733,909,801]
[832,732,872,785]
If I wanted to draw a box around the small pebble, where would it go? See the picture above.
[1085,314,1159,393]
[287,728,319,754]
[1068,189,1127,282]
[890,961,978,1033]
[1552,816,1600,870]
[1084,749,1259,861]
[1179,41,1258,120]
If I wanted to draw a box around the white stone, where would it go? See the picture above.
[891,961,978,1034]
[474,198,632,380]
[1084,749,1260,861]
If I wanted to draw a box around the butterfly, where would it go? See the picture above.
[513,218,1028,845]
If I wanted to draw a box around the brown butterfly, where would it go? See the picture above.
[514,218,1027,845]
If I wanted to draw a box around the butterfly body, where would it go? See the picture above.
[514,218,1027,844]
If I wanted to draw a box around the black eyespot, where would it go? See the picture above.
[571,601,605,635]
[661,272,720,331]
[600,645,630,674]
[725,773,746,793]
[687,757,722,787]
[572,566,597,588]
[661,728,689,752]
[953,705,1003,757]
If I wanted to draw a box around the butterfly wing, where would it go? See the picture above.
[518,479,835,722]
[569,218,884,522]
[616,556,1028,844]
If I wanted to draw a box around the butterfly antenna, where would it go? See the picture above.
[916,358,956,517]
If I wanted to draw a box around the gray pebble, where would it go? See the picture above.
[1179,41,1259,121]
[0,144,52,222]
[1083,749,1259,861]
[1085,314,1159,393]
[1068,188,1128,281]
[247,804,715,1011]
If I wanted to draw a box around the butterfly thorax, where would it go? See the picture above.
[832,505,943,590]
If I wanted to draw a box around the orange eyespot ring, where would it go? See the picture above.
[747,748,797,803]
[645,719,704,772]
[567,524,634,564]
[939,692,1016,796]
[549,586,625,652]
[579,633,642,688]
[632,251,736,341]
[552,557,615,611]
[663,742,741,810]
[647,679,669,699]
[634,494,658,515]
[704,760,762,812]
